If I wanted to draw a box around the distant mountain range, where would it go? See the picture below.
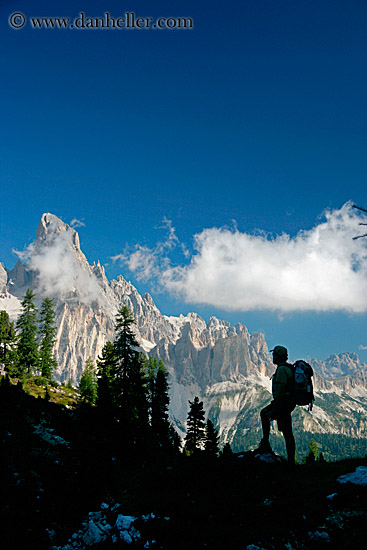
[1,213,367,454]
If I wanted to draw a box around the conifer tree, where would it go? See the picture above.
[204,419,220,457]
[127,352,149,431]
[113,306,149,433]
[16,289,39,376]
[185,396,206,454]
[168,423,182,454]
[96,340,117,412]
[0,310,16,373]
[79,357,98,405]
[152,361,170,435]
[38,297,58,380]
[305,438,321,464]
[146,357,172,448]
[114,305,139,397]
[221,442,233,458]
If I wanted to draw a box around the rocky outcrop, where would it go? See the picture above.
[54,301,115,383]
[110,276,181,346]
[36,213,84,263]
[312,352,366,380]
[7,260,35,289]
[152,320,272,390]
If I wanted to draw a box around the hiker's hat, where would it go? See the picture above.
[269,345,288,357]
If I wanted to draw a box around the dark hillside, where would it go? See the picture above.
[1,378,366,549]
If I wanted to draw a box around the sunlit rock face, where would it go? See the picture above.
[312,352,366,380]
[151,319,272,389]
[54,301,114,383]
[2,213,367,446]
[0,263,8,293]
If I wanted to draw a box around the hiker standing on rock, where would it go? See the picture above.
[255,345,296,464]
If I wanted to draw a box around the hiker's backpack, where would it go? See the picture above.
[292,360,314,410]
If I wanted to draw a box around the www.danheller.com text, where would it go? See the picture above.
[9,11,194,30]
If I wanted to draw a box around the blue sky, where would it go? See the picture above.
[1,0,367,361]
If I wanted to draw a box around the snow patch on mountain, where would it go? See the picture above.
[140,338,156,352]
[0,292,22,320]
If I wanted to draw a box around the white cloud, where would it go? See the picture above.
[112,246,159,281]
[119,202,367,313]
[359,345,367,351]
[111,218,180,283]
[70,218,85,229]
[14,229,102,305]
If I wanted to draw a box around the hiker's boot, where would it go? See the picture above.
[254,439,273,455]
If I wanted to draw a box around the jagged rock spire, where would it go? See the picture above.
[37,212,80,246]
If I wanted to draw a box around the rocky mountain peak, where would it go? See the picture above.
[142,292,155,306]
[36,213,84,262]
[91,261,107,282]
[6,260,34,290]
[312,351,367,380]
[208,315,230,326]
[250,332,268,353]
[37,213,78,245]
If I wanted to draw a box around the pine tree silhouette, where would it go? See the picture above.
[185,396,206,454]
[79,357,98,405]
[16,289,39,376]
[205,419,220,457]
[39,297,58,380]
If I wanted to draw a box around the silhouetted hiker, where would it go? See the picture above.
[255,345,296,463]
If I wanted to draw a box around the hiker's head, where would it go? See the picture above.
[270,345,288,364]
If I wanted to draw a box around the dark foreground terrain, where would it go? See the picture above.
[1,379,366,549]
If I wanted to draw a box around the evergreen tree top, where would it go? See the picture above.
[21,288,37,307]
[115,305,139,348]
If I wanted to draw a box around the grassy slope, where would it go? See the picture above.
[19,375,80,407]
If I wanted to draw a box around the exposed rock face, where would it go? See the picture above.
[0,263,8,293]
[54,301,115,383]
[110,276,181,346]
[36,213,84,262]
[2,213,367,447]
[7,260,34,289]
[152,319,272,390]
[312,353,366,380]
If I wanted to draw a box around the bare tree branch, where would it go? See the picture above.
[352,205,367,238]
[353,204,367,214]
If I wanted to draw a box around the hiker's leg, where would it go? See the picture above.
[284,430,295,463]
[260,404,273,441]
[280,414,295,463]
[254,404,275,453]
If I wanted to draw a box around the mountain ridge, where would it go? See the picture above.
[1,213,367,450]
